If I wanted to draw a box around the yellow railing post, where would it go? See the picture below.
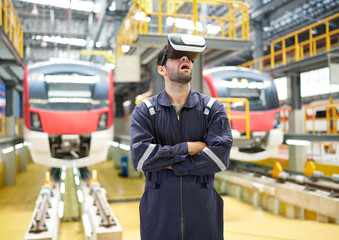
[270,43,275,69]
[295,34,300,62]
[9,2,12,41]
[309,29,313,57]
[304,110,308,134]
[0,0,2,27]
[228,2,232,39]
[192,0,198,35]
[282,39,286,65]
[158,0,162,35]
[4,0,7,34]
[326,21,330,52]
[312,108,315,134]
[217,97,251,138]
[133,7,137,41]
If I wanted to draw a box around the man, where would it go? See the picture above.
[130,34,233,240]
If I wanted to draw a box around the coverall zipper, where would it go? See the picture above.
[176,110,184,240]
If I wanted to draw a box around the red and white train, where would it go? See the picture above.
[203,66,283,161]
[23,60,114,168]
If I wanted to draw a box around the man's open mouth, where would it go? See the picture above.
[180,63,190,70]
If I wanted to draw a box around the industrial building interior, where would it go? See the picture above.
[0,0,339,239]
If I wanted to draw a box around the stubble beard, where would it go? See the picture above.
[166,66,192,84]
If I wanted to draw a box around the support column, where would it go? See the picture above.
[19,145,27,172]
[152,65,165,95]
[288,73,307,171]
[3,147,16,185]
[5,84,16,137]
[191,54,204,92]
[253,0,264,69]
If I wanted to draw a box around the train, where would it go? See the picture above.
[202,66,284,161]
[23,60,114,168]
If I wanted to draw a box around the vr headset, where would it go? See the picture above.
[158,33,206,66]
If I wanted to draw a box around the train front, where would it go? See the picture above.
[23,61,114,168]
[203,66,283,161]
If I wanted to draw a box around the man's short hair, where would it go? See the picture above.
[157,45,167,66]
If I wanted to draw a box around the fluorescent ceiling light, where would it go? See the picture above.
[121,45,130,53]
[71,0,94,12]
[109,1,116,11]
[34,35,86,47]
[20,0,94,13]
[286,139,310,146]
[93,2,101,13]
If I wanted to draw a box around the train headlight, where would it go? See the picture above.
[274,113,281,128]
[30,112,42,131]
[97,113,108,130]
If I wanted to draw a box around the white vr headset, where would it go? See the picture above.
[158,33,206,66]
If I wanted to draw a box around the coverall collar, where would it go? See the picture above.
[158,88,199,109]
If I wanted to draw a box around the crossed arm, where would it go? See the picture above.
[130,101,233,175]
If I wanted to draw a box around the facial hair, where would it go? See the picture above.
[165,62,192,84]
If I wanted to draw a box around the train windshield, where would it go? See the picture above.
[28,73,109,111]
[215,76,279,111]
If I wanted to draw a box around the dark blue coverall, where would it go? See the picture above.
[130,89,233,240]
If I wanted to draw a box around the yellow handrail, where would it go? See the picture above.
[16,117,22,136]
[240,13,339,71]
[117,0,249,55]
[281,100,339,134]
[304,103,339,134]
[0,0,24,58]
[0,115,6,137]
[280,107,290,134]
[216,97,250,138]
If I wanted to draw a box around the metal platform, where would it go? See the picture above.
[0,1,25,85]
[129,34,250,68]
[270,48,339,78]
[284,133,339,142]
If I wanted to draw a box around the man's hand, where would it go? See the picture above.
[187,142,206,155]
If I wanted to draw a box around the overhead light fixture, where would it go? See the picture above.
[20,0,94,13]
[34,35,87,47]
[31,4,38,16]
[121,45,130,53]
[104,63,115,70]
[286,139,310,146]
[109,1,116,11]
[95,41,102,48]
[93,2,101,13]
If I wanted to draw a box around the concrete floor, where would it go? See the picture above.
[1,160,339,240]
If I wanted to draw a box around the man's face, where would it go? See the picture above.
[163,56,193,84]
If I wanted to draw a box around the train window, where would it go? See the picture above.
[29,81,47,100]
[28,74,109,111]
[93,82,109,100]
[216,78,267,111]
[315,110,326,118]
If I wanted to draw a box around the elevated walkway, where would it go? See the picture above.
[116,0,250,67]
[0,0,25,83]
[240,13,339,78]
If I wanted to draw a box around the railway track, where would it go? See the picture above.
[23,168,122,240]
[233,163,339,198]
[215,162,339,223]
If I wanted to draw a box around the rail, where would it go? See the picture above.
[240,13,339,71]
[216,97,250,138]
[117,0,249,55]
[280,100,339,134]
[0,0,24,58]
[304,103,339,134]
